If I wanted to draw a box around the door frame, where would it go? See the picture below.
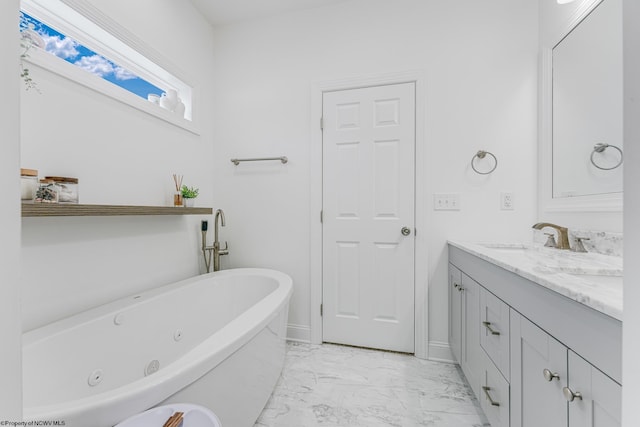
[309,70,429,358]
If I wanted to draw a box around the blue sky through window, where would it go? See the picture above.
[20,11,164,99]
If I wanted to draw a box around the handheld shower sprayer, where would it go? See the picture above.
[201,220,212,272]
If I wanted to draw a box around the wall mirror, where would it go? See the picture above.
[552,0,623,198]
[540,0,623,213]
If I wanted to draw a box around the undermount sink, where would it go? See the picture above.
[534,264,623,277]
[564,274,623,286]
[477,243,530,253]
[475,242,623,277]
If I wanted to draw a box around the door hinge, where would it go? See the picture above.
[320,117,324,131]
[320,303,323,316]
[320,210,323,223]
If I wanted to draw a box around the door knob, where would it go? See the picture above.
[401,226,411,236]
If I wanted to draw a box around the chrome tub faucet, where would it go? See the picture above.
[201,209,229,273]
[213,209,229,272]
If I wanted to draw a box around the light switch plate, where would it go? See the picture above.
[434,193,461,211]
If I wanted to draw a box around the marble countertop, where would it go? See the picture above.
[448,240,623,321]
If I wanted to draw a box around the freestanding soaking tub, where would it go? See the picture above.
[22,268,293,427]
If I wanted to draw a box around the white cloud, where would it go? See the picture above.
[43,35,79,59]
[74,55,114,77]
[113,66,137,81]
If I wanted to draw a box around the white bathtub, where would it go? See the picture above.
[22,268,293,427]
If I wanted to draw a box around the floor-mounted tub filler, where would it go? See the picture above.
[22,268,293,427]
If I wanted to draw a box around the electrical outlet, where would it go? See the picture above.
[434,193,461,211]
[500,192,514,210]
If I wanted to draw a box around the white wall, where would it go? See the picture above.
[211,0,539,353]
[1,0,23,419]
[622,0,640,423]
[20,0,216,331]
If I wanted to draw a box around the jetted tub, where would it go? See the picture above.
[22,268,293,427]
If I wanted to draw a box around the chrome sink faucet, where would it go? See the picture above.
[532,222,571,250]
[213,209,229,272]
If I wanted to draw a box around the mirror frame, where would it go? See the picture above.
[539,0,622,214]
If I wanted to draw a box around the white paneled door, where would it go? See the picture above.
[322,83,416,353]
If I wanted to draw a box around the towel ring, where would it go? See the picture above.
[471,150,497,175]
[590,143,623,170]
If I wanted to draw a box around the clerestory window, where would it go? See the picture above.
[20,11,165,101]
[20,0,195,131]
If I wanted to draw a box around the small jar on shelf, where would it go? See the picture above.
[20,168,38,201]
[44,176,79,203]
[34,179,59,203]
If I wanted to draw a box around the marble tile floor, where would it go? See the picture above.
[254,342,490,427]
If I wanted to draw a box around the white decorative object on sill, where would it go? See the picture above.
[175,99,186,118]
[160,88,178,111]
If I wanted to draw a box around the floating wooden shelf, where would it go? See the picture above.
[22,203,212,217]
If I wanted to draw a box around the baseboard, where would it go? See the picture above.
[286,323,311,343]
[428,340,455,363]
[286,327,447,356]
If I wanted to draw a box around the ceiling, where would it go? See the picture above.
[189,0,351,26]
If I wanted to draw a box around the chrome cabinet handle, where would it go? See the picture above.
[542,368,560,382]
[482,321,500,336]
[453,283,459,289]
[401,226,411,236]
[482,386,500,407]
[563,386,583,402]
[542,369,559,382]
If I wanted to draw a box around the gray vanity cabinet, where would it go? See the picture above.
[511,311,621,427]
[448,243,622,427]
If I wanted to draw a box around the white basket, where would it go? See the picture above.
[114,403,222,427]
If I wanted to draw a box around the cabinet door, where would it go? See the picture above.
[461,273,482,397]
[567,351,621,427]
[480,288,510,379]
[510,311,567,427]
[449,264,462,363]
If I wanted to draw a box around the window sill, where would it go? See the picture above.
[23,48,200,135]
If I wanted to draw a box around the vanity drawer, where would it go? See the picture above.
[480,350,510,427]
[480,287,510,380]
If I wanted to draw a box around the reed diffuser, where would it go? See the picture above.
[172,174,183,207]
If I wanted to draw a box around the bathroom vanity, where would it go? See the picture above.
[448,242,622,427]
